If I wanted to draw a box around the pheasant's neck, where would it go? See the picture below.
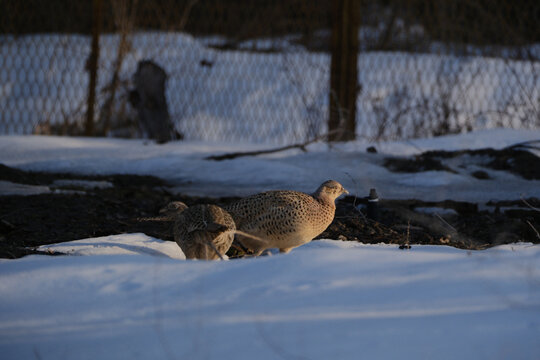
[314,193,337,209]
[313,195,337,233]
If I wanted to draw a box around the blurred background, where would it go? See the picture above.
[0,0,538,144]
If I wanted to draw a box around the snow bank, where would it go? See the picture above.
[0,236,539,360]
[39,233,184,259]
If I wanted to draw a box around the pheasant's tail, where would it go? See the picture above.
[230,230,267,246]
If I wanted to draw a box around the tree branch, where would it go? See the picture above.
[504,139,540,152]
[205,130,341,161]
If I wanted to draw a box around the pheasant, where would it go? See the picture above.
[224,180,348,255]
[167,202,235,260]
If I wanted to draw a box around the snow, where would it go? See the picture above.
[51,179,114,190]
[39,233,184,259]
[0,179,114,196]
[1,129,540,359]
[415,207,458,216]
[1,33,539,142]
[0,180,50,196]
[1,237,539,360]
[1,128,539,201]
[1,29,539,359]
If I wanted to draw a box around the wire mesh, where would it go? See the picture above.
[0,0,538,144]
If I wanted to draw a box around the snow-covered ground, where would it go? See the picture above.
[1,237,539,360]
[1,128,539,201]
[1,129,539,359]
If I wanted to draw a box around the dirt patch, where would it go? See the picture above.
[0,167,222,258]
[384,148,540,180]
[1,164,538,258]
[321,196,539,250]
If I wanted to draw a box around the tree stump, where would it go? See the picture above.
[129,60,179,143]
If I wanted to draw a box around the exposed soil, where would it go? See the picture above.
[324,197,540,250]
[384,148,540,180]
[0,163,538,259]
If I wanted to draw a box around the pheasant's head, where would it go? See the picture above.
[159,201,188,218]
[314,180,349,203]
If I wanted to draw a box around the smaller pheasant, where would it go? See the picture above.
[164,202,236,260]
[224,180,348,255]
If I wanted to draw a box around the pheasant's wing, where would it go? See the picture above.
[225,191,304,227]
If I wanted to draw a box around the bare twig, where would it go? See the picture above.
[503,58,539,124]
[505,140,540,152]
[282,53,326,141]
[434,213,457,233]
[342,172,367,221]
[329,89,350,142]
[406,220,410,244]
[178,0,200,30]
[205,129,340,161]
[204,239,224,260]
[399,220,411,250]
[520,195,540,212]
[146,0,201,60]
[100,0,138,135]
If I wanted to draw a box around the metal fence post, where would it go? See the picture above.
[329,0,359,141]
[85,0,103,136]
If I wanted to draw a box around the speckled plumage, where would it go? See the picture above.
[170,203,235,260]
[159,201,188,218]
[224,180,348,255]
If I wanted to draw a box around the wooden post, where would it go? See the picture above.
[329,0,359,141]
[85,0,103,136]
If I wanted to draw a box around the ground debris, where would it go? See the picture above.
[0,165,538,258]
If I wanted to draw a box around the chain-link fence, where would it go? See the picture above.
[0,0,539,144]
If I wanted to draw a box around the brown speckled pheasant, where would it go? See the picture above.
[165,202,236,260]
[224,180,348,255]
[159,201,188,219]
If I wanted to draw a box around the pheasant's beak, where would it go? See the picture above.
[342,187,349,195]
